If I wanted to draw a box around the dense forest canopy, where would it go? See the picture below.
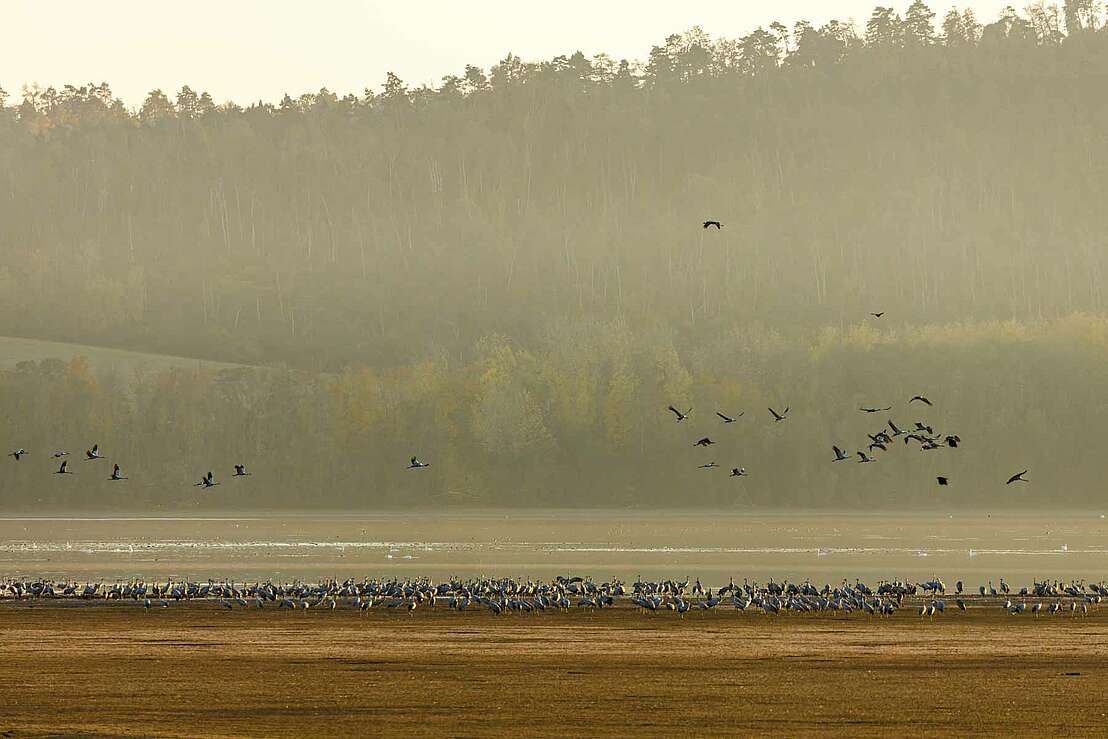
[2,2,1108,510]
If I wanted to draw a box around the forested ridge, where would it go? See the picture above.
[2,2,1108,509]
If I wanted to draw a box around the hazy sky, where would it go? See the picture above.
[3,1,1012,107]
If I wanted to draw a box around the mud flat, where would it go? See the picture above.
[0,602,1106,737]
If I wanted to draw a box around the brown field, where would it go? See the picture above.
[0,602,1106,737]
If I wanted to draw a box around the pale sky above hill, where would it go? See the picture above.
[2,1,1012,107]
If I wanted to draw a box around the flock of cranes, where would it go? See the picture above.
[8,441,253,490]
[676,225,1030,490]
[8,446,434,488]
[5,221,1029,496]
[1,575,1103,620]
[669,392,988,484]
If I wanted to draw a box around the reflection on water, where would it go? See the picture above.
[0,510,1104,584]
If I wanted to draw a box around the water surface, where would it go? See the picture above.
[0,510,1104,585]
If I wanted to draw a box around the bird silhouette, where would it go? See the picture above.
[10,449,26,461]
[870,312,885,318]
[195,471,218,488]
[55,460,71,475]
[408,457,431,469]
[832,446,850,461]
[857,451,876,463]
[668,406,691,422]
[716,411,742,423]
[85,444,103,460]
[860,406,891,413]
[693,437,715,447]
[909,395,933,406]
[1006,470,1028,485]
[769,406,789,422]
[232,464,250,477]
[937,476,949,486]
[699,462,719,469]
[110,464,127,481]
[702,220,722,229]
[730,467,747,477]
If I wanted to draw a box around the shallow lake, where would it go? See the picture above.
[0,510,1104,586]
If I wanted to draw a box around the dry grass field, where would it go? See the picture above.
[0,602,1105,737]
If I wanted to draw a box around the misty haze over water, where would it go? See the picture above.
[1,511,1105,583]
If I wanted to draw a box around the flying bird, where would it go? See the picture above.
[10,449,26,461]
[860,406,891,413]
[668,406,692,422]
[699,462,719,469]
[85,444,103,460]
[945,435,960,449]
[936,476,949,486]
[888,420,905,437]
[55,460,71,475]
[195,471,218,488]
[870,312,885,318]
[832,446,850,461]
[716,411,742,423]
[909,395,933,406]
[408,457,431,469]
[110,464,127,481]
[730,467,747,477]
[857,451,876,463]
[769,407,789,422]
[232,464,250,477]
[52,450,68,458]
[1006,470,1028,485]
[702,220,722,230]
[693,437,715,448]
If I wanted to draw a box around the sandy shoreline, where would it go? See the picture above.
[0,603,1105,737]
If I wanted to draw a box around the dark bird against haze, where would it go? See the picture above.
[195,471,218,488]
[715,411,742,423]
[110,464,127,481]
[730,467,747,477]
[870,312,885,318]
[769,407,789,422]
[55,460,70,474]
[10,449,26,461]
[702,220,722,229]
[832,446,850,461]
[1006,470,1029,485]
[408,457,431,469]
[693,437,715,447]
[233,464,250,477]
[937,476,949,486]
[85,444,103,460]
[859,406,891,413]
[668,406,691,422]
[909,396,933,406]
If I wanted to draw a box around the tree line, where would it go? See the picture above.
[2,314,1107,510]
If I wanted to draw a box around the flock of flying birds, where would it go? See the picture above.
[7,442,434,491]
[690,217,1029,488]
[7,443,254,489]
[6,219,1027,493]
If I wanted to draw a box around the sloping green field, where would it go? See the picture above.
[0,336,241,373]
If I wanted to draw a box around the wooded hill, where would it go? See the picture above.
[1,3,1106,508]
